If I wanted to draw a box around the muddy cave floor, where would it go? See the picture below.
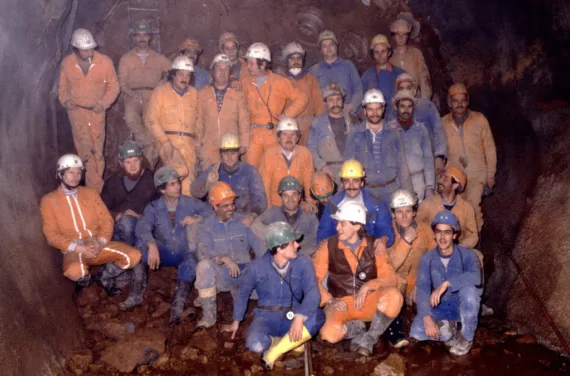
[69,268,569,375]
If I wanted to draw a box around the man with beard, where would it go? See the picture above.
[308,83,351,188]
[386,89,435,201]
[442,84,497,231]
[40,154,141,296]
[345,89,412,202]
[177,38,209,91]
[410,211,482,356]
[118,20,171,168]
[251,176,319,257]
[194,182,264,328]
[280,42,325,146]
[218,31,249,83]
[101,141,157,246]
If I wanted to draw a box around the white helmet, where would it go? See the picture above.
[276,117,300,132]
[172,56,194,72]
[282,42,305,61]
[362,89,386,106]
[331,201,367,225]
[246,42,271,62]
[390,189,418,209]
[210,53,232,70]
[56,154,84,177]
[71,28,97,50]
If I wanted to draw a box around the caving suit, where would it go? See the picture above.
[361,63,407,106]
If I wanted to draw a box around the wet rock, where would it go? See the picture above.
[137,365,149,373]
[251,364,264,373]
[224,341,235,349]
[150,301,171,318]
[179,346,199,361]
[323,365,335,374]
[187,329,219,352]
[154,353,170,368]
[516,333,537,344]
[282,359,303,369]
[372,353,406,376]
[97,320,136,340]
[201,355,209,364]
[243,371,252,376]
[100,328,166,373]
[76,287,101,306]
[66,349,93,375]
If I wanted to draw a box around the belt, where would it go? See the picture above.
[366,177,397,188]
[411,170,424,177]
[258,305,289,311]
[326,161,343,166]
[76,105,94,111]
[164,131,196,138]
[132,86,155,91]
[251,123,275,130]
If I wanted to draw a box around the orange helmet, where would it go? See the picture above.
[178,38,203,53]
[311,172,334,200]
[445,165,467,193]
[209,181,237,205]
[448,83,468,98]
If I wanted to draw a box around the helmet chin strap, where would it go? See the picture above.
[62,181,80,191]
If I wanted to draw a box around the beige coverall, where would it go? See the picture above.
[390,46,432,100]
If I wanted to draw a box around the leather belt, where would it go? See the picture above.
[366,177,397,188]
[132,86,155,91]
[258,305,289,311]
[251,123,275,130]
[326,161,343,166]
[164,131,196,138]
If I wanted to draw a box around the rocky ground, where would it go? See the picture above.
[66,267,569,375]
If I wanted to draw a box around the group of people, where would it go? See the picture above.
[43,13,498,370]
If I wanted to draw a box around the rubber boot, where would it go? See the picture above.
[169,280,194,325]
[261,326,312,370]
[350,312,394,356]
[118,263,147,311]
[385,311,408,348]
[344,320,367,340]
[75,274,92,292]
[95,263,125,296]
[197,296,217,328]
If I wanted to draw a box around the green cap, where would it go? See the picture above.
[278,176,303,194]
[133,20,152,34]
[119,141,143,159]
[154,166,179,188]
[265,222,303,249]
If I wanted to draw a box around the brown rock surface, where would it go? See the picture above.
[100,328,166,372]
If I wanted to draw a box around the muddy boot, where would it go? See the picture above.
[440,320,459,347]
[169,280,194,325]
[350,312,394,356]
[344,320,367,340]
[449,331,473,356]
[95,263,125,296]
[75,275,92,292]
[385,314,408,348]
[118,263,147,311]
[197,297,217,328]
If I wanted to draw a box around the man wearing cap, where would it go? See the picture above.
[218,31,249,82]
[118,20,171,168]
[309,30,363,119]
[308,82,352,188]
[313,201,403,356]
[442,84,496,231]
[241,42,308,168]
[196,54,250,170]
[101,141,157,246]
[123,166,212,322]
[310,172,335,220]
[146,56,199,196]
[222,222,325,370]
[410,210,482,356]
[251,176,319,257]
[281,42,325,146]
[194,182,264,328]
[386,89,435,201]
[178,38,209,91]
[361,34,407,105]
[389,17,432,100]
[58,28,120,191]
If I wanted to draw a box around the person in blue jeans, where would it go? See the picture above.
[410,210,482,355]
[223,222,324,370]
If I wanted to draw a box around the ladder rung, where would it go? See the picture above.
[128,7,160,12]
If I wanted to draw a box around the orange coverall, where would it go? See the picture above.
[195,85,250,170]
[241,70,308,167]
[312,237,403,343]
[40,187,141,281]
[145,83,199,195]
[58,51,120,191]
[118,48,171,167]
[390,46,432,100]
[442,110,497,230]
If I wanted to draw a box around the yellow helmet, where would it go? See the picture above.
[219,132,240,149]
[339,159,365,179]
[370,34,390,50]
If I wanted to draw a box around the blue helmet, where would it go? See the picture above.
[431,210,460,232]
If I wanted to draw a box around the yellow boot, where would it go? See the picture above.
[261,326,311,369]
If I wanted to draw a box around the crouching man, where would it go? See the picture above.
[40,154,141,296]
[194,182,264,328]
[223,222,325,370]
[410,210,482,355]
[313,201,403,356]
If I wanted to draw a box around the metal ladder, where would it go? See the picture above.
[127,0,161,52]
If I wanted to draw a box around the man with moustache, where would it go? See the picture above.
[177,38,209,91]
[101,141,157,246]
[194,182,264,328]
[118,20,171,168]
[410,210,482,356]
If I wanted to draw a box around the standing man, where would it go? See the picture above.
[281,42,325,146]
[101,141,157,246]
[241,42,308,168]
[345,89,412,202]
[58,28,120,191]
[387,89,435,201]
[218,31,249,82]
[308,83,351,188]
[410,211,482,356]
[442,84,496,230]
[309,30,363,119]
[146,56,199,196]
[178,38,209,91]
[389,18,432,100]
[361,34,406,105]
[196,54,250,170]
[118,20,171,168]
[258,117,315,208]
